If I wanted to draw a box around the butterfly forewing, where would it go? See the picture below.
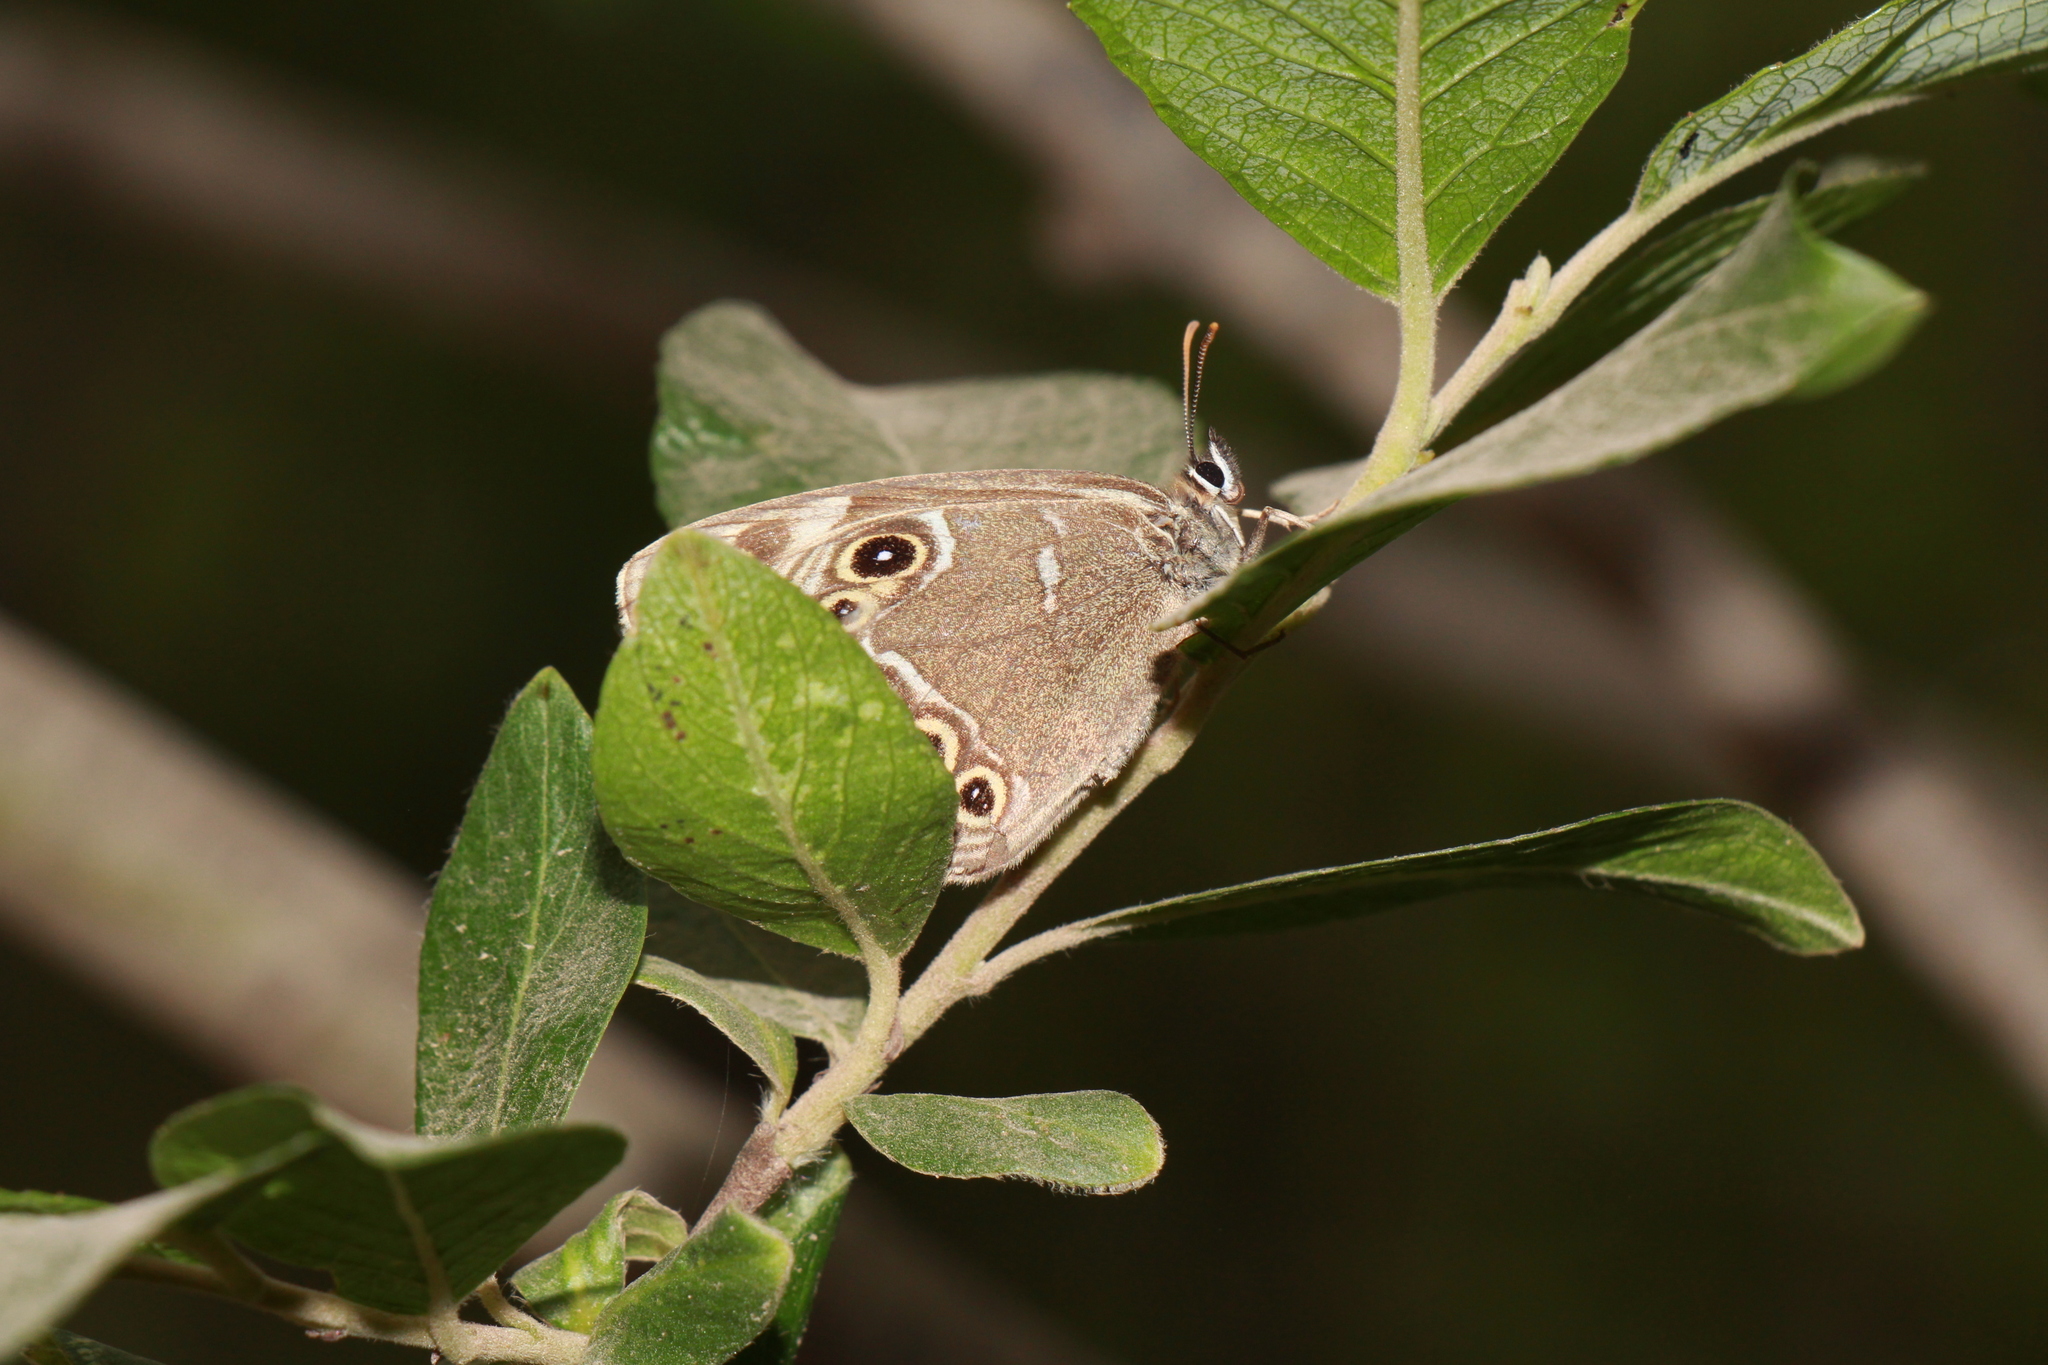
[620,468,1239,883]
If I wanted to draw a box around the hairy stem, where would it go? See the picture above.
[700,651,1246,1216]
[701,920,901,1219]
[1342,0,1435,506]
[899,652,1244,1038]
[1425,98,1917,441]
[115,1251,585,1363]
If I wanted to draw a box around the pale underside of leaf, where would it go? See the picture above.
[1075,799,1862,954]
[1637,0,2048,208]
[644,884,867,1054]
[1182,189,1924,644]
[844,1091,1166,1193]
[650,302,1183,528]
[636,953,800,1102]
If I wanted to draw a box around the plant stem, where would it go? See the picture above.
[702,651,1246,1216]
[699,921,901,1220]
[116,1252,586,1364]
[898,651,1244,1039]
[1424,98,1917,442]
[1342,0,1435,507]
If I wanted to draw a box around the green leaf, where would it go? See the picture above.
[1073,0,1641,299]
[844,1092,1165,1194]
[733,1148,853,1365]
[1078,799,1862,954]
[651,302,1185,528]
[1439,156,1923,450]
[645,882,867,1055]
[512,1189,689,1334]
[586,1208,794,1365]
[23,1331,168,1365]
[0,1193,200,1269]
[635,955,801,1106]
[593,531,956,958]
[0,1141,319,1357]
[1637,0,2048,211]
[149,1085,625,1316]
[416,668,648,1138]
[1199,187,1926,644]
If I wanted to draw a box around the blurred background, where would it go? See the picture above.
[4,0,2048,1361]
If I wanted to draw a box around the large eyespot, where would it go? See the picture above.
[822,589,878,628]
[954,766,1006,827]
[916,714,961,771]
[837,532,927,583]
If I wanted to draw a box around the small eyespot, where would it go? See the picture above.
[838,532,927,582]
[1194,460,1226,489]
[916,714,961,771]
[954,766,1006,826]
[823,590,877,628]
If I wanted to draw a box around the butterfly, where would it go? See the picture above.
[618,323,1286,882]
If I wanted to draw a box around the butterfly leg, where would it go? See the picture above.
[1241,505,1314,557]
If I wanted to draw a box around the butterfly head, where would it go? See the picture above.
[1167,321,1249,582]
[1184,428,1245,506]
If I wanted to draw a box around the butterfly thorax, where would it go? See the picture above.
[1155,429,1248,597]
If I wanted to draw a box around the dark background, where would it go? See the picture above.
[5,1,2048,1361]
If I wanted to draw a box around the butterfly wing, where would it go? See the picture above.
[622,470,1200,883]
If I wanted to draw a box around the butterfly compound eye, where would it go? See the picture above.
[1198,431,1244,503]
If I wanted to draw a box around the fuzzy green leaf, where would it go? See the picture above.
[645,883,867,1055]
[1080,799,1862,953]
[0,1143,319,1356]
[733,1149,854,1365]
[844,1092,1165,1193]
[1439,156,1923,449]
[23,1331,168,1365]
[415,668,647,1138]
[513,1190,689,1334]
[1637,0,2048,210]
[635,955,801,1105]
[1073,0,1641,299]
[149,1085,623,1316]
[1197,188,1925,644]
[0,1193,198,1269]
[586,1208,794,1365]
[593,532,956,958]
[650,302,1185,528]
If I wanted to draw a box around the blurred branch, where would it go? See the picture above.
[0,607,717,1167]
[0,3,988,389]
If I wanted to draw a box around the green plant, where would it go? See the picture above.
[8,0,2044,1360]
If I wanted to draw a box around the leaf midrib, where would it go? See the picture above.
[473,702,557,1136]
[688,547,867,942]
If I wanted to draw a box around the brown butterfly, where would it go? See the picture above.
[619,323,1286,882]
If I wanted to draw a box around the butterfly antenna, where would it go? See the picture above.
[1193,321,1220,432]
[1180,320,1222,465]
